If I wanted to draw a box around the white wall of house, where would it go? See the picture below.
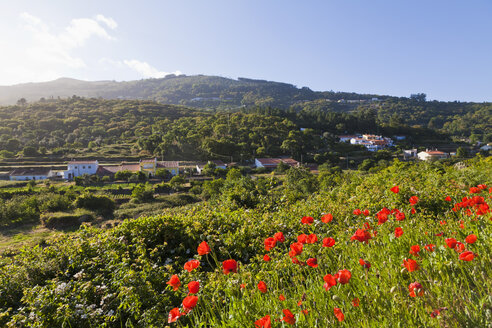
[64,161,99,179]
[10,174,48,181]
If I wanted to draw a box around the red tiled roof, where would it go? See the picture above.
[256,158,282,166]
[157,161,179,168]
[140,158,156,163]
[426,151,446,155]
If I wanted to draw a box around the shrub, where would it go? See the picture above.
[74,193,115,215]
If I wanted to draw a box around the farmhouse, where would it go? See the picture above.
[63,160,99,180]
[255,158,299,169]
[349,134,393,152]
[9,167,52,181]
[96,159,180,178]
[417,150,449,161]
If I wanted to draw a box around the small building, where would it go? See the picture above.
[64,160,99,180]
[196,160,226,174]
[480,144,492,151]
[140,158,157,177]
[338,135,359,143]
[157,161,180,176]
[403,149,418,160]
[9,167,52,181]
[255,158,299,169]
[417,150,449,161]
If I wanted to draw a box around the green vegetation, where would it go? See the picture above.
[0,156,489,327]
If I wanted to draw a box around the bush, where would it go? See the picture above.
[40,210,94,229]
[74,193,115,216]
[131,183,154,202]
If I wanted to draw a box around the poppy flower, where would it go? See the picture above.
[409,196,419,205]
[306,258,318,268]
[182,295,199,311]
[306,234,318,244]
[353,209,362,215]
[459,221,465,229]
[465,234,477,244]
[394,227,403,238]
[439,220,447,225]
[188,281,200,294]
[454,242,466,253]
[255,315,271,328]
[408,282,423,297]
[359,258,371,269]
[323,274,337,291]
[351,228,372,243]
[197,241,210,256]
[222,259,238,274]
[167,274,181,291]
[301,216,314,225]
[264,237,276,251]
[168,307,182,323]
[302,309,309,315]
[469,187,480,194]
[322,237,336,247]
[184,259,200,272]
[274,231,285,243]
[334,308,344,322]
[390,185,399,193]
[430,309,440,318]
[352,298,360,307]
[289,242,303,256]
[297,234,308,244]
[263,254,271,262]
[336,269,352,284]
[409,245,420,256]
[477,184,487,190]
[459,251,475,261]
[424,244,435,252]
[445,238,458,249]
[445,196,452,201]
[403,259,419,272]
[258,281,268,293]
[282,309,296,325]
[321,213,333,223]
[291,256,301,265]
[240,284,246,289]
[410,208,416,214]
[363,209,370,216]
[279,294,286,301]
[377,211,388,225]
[395,212,405,221]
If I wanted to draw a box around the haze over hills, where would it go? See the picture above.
[0,75,387,108]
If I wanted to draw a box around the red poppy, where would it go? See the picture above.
[297,234,308,244]
[445,196,452,201]
[445,238,457,249]
[408,282,423,297]
[282,309,296,325]
[424,244,435,252]
[459,251,475,261]
[395,212,405,221]
[222,259,238,274]
[188,281,200,294]
[306,234,318,244]
[359,258,371,269]
[465,234,477,244]
[477,184,487,190]
[403,259,419,272]
[184,259,200,272]
[255,315,271,328]
[409,196,419,205]
[394,227,404,238]
[323,274,337,291]
[279,294,286,301]
[439,220,447,225]
[322,237,336,247]
[306,258,318,268]
[291,256,301,265]
[460,221,465,229]
[264,237,276,251]
[301,216,314,225]
[353,209,362,215]
[377,211,388,225]
[168,307,182,323]
[274,231,285,243]
[240,284,246,289]
[263,254,271,262]
[167,274,181,291]
[454,242,466,253]
[258,281,268,293]
[289,242,303,256]
[390,185,399,193]
[469,187,480,194]
[302,309,309,315]
[351,228,372,243]
[182,295,199,311]
[321,213,333,223]
[352,298,360,307]
[430,309,440,318]
[334,308,344,322]
[336,269,352,284]
[197,241,210,256]
[409,245,420,256]
[411,208,416,214]
[363,209,370,216]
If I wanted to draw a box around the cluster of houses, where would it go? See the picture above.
[338,134,395,152]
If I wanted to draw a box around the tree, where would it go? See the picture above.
[410,93,426,102]
[156,168,171,180]
[456,147,468,158]
[22,146,39,157]
[16,98,27,106]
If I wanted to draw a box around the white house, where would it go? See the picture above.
[403,149,418,160]
[255,158,299,169]
[64,160,99,180]
[9,168,52,181]
[338,135,359,143]
[417,150,449,161]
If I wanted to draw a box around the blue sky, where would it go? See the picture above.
[0,0,491,101]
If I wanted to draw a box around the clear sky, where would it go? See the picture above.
[0,0,491,101]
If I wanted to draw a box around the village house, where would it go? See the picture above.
[403,149,418,160]
[63,160,99,180]
[254,158,299,169]
[417,150,449,161]
[96,159,179,178]
[349,134,393,152]
[9,167,53,181]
